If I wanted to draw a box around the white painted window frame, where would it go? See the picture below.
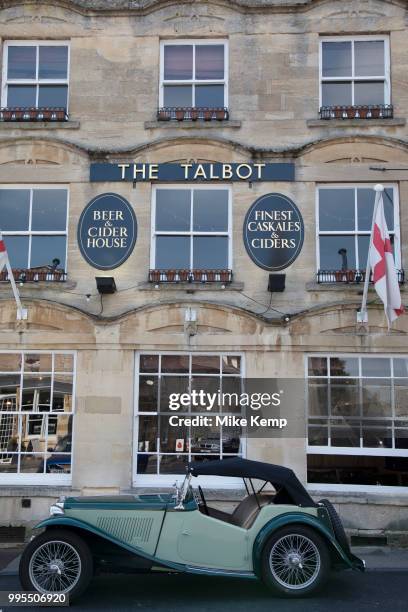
[150,184,232,271]
[305,353,408,495]
[1,40,70,111]
[0,350,76,486]
[159,39,228,108]
[319,35,390,108]
[133,351,246,488]
[315,183,401,272]
[0,185,69,272]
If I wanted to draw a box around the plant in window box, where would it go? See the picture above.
[359,106,368,119]
[334,106,343,119]
[190,108,199,121]
[55,108,66,121]
[370,106,380,119]
[158,109,171,121]
[346,270,355,282]
[178,269,189,282]
[150,270,161,283]
[175,108,185,121]
[166,270,176,282]
[334,270,344,282]
[219,270,230,283]
[192,269,204,282]
[215,108,225,121]
[206,270,216,282]
[203,109,213,121]
[43,108,52,121]
[346,106,357,119]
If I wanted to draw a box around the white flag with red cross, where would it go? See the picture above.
[369,191,404,326]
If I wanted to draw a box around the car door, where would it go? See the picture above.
[177,510,250,570]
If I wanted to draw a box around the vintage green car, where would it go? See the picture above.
[20,458,364,600]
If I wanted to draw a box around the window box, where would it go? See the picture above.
[319,104,393,120]
[0,267,67,283]
[148,269,233,284]
[317,269,405,284]
[0,107,68,122]
[156,107,229,122]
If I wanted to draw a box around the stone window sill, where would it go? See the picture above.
[0,280,77,291]
[306,281,406,292]
[307,118,406,128]
[144,120,241,130]
[138,281,244,292]
[0,121,80,130]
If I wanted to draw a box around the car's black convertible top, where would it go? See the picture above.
[188,457,317,507]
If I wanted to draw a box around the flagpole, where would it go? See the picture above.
[0,232,27,320]
[357,184,384,324]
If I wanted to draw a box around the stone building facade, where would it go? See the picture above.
[0,0,407,543]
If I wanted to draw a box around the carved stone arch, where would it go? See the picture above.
[0,298,96,336]
[118,300,263,343]
[107,136,251,165]
[299,136,408,165]
[0,138,89,168]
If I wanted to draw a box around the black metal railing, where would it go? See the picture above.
[319,104,393,120]
[0,268,67,283]
[157,107,229,122]
[149,269,233,283]
[0,107,68,122]
[317,269,405,284]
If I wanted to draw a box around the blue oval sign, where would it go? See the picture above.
[78,193,137,270]
[243,193,304,271]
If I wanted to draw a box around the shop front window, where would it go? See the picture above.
[319,36,390,118]
[316,185,401,282]
[159,40,228,120]
[307,355,408,488]
[0,352,75,482]
[0,187,68,278]
[135,353,243,479]
[151,187,231,281]
[2,42,69,118]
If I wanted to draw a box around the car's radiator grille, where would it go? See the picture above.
[96,516,154,544]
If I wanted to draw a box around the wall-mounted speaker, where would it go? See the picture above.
[267,274,286,293]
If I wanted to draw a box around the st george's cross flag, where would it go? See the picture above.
[369,192,404,326]
[0,234,8,272]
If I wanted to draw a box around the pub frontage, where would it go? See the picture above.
[0,0,408,545]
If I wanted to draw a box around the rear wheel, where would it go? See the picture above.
[20,529,93,601]
[261,525,330,597]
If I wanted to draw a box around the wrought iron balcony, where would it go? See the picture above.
[317,269,405,284]
[0,107,68,122]
[319,104,393,120]
[0,267,67,283]
[149,269,233,283]
[157,107,229,122]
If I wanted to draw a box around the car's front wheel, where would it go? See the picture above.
[20,529,93,601]
[261,525,330,597]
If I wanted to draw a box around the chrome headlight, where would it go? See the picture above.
[49,496,66,516]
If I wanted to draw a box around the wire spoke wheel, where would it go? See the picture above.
[269,533,321,590]
[28,540,82,594]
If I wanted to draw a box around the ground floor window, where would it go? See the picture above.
[307,354,408,488]
[135,353,244,477]
[0,351,75,483]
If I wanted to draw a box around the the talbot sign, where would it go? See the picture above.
[90,162,295,183]
[78,193,137,270]
[243,193,304,271]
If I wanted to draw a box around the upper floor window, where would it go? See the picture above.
[151,186,231,281]
[316,185,401,281]
[2,42,69,114]
[319,36,390,116]
[0,187,68,277]
[159,40,228,119]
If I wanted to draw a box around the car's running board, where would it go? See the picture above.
[185,565,256,579]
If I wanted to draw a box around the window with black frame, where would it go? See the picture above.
[319,37,391,119]
[316,185,401,283]
[0,187,68,281]
[151,187,231,283]
[307,355,408,488]
[159,41,228,121]
[2,42,69,121]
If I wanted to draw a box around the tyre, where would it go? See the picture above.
[261,525,330,597]
[319,499,350,553]
[19,529,93,601]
